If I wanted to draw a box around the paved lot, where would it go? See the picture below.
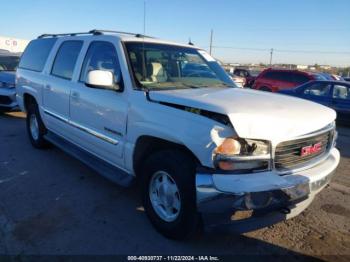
[0,111,349,260]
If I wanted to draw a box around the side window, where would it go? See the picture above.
[51,41,83,80]
[19,38,57,72]
[333,85,350,100]
[276,72,289,81]
[293,73,310,84]
[303,83,331,96]
[80,41,121,83]
[264,71,277,79]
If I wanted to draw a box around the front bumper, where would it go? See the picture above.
[196,148,340,231]
[0,88,18,109]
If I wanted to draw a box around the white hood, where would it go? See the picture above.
[149,88,336,141]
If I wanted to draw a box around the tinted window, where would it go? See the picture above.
[263,71,279,79]
[19,38,57,72]
[303,83,331,96]
[51,41,83,80]
[293,73,310,84]
[80,41,120,82]
[0,56,20,71]
[333,85,350,100]
[264,71,289,81]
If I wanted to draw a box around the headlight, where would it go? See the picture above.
[214,137,271,172]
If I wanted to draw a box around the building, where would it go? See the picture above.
[0,36,29,53]
[296,65,308,70]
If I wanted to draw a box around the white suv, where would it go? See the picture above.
[16,30,340,239]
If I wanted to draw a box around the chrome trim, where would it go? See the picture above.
[215,154,271,162]
[272,123,336,175]
[69,121,119,145]
[197,148,340,214]
[44,109,69,123]
[44,109,119,145]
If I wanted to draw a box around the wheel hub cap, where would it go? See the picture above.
[149,171,181,222]
[29,114,39,140]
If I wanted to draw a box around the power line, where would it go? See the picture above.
[209,45,350,55]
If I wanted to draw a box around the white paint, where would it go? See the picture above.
[198,50,216,62]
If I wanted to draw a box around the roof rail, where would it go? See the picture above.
[37,29,153,39]
[89,29,154,38]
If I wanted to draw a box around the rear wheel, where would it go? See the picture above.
[141,150,200,240]
[26,102,50,149]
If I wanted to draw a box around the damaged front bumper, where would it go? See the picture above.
[196,148,340,232]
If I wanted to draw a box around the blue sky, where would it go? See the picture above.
[2,0,350,66]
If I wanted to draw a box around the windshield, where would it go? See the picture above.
[0,56,20,71]
[124,42,236,90]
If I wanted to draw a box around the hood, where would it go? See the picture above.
[0,71,16,84]
[149,88,336,141]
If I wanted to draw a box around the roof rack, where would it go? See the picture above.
[37,29,153,39]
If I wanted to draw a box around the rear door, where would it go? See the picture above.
[331,83,350,122]
[43,40,83,135]
[299,82,332,107]
[69,40,127,167]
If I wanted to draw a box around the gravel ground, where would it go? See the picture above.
[0,111,349,261]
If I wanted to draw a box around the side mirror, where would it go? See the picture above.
[85,70,120,90]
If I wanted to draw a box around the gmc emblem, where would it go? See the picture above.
[300,142,322,157]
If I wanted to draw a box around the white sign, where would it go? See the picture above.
[0,36,29,53]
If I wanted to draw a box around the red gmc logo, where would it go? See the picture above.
[300,142,322,157]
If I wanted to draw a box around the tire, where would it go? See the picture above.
[260,86,272,92]
[26,102,50,149]
[141,149,200,240]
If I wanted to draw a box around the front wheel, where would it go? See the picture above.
[141,150,200,240]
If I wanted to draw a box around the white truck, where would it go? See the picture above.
[16,30,340,239]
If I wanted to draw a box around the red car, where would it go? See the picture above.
[252,68,323,92]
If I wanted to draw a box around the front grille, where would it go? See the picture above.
[274,130,332,171]
[0,95,12,105]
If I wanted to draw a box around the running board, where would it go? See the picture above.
[44,131,134,187]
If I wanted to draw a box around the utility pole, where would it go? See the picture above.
[209,29,213,55]
[269,48,274,66]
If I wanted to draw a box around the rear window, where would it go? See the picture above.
[19,38,57,72]
[51,41,83,80]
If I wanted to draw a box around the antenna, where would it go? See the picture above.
[143,0,146,35]
[141,0,147,82]
[188,38,194,46]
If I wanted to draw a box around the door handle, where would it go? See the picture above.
[44,85,51,90]
[71,92,80,99]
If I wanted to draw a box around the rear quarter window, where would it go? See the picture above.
[19,38,57,72]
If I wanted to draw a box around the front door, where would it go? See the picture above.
[69,41,127,167]
[300,82,332,107]
[331,84,350,123]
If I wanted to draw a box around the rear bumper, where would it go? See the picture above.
[0,88,18,109]
[196,148,340,231]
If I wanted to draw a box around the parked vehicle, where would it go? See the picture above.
[0,53,20,110]
[344,77,350,82]
[230,74,245,87]
[278,80,350,124]
[252,68,323,92]
[16,30,340,239]
[233,68,261,87]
